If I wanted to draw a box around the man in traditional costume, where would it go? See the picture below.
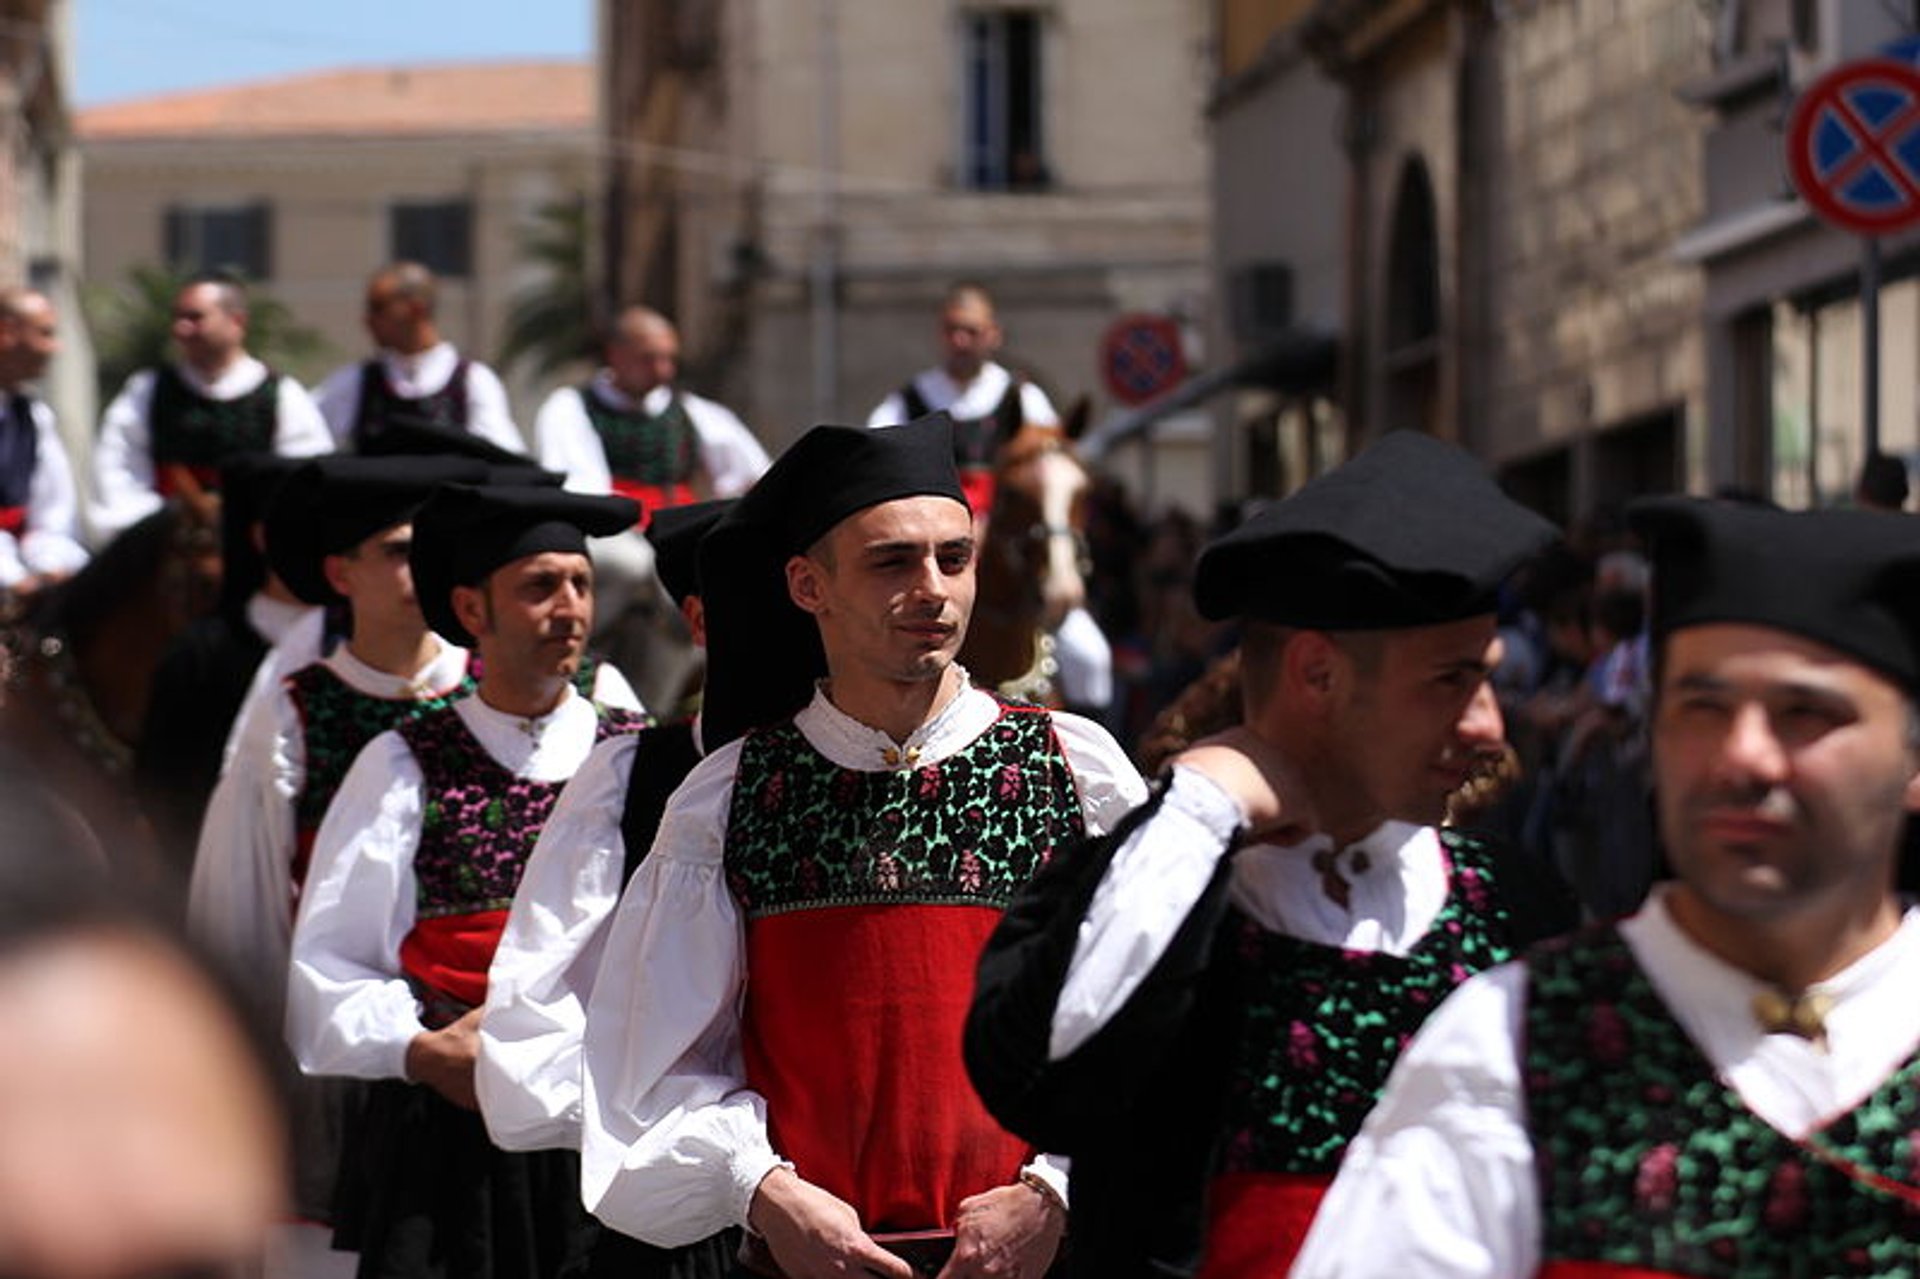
[533,307,767,518]
[578,414,1147,1277]
[312,261,523,456]
[478,498,736,1278]
[187,453,488,1278]
[963,431,1576,1278]
[137,454,317,875]
[0,287,86,596]
[286,484,647,1279]
[91,273,332,541]
[1294,497,1920,1276]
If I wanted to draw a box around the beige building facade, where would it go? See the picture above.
[78,62,598,432]
[1210,0,1716,523]
[602,0,1216,513]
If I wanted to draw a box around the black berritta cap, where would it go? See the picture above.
[410,483,639,645]
[696,413,969,750]
[646,498,734,606]
[1630,496,1920,691]
[1194,431,1560,628]
[266,454,490,606]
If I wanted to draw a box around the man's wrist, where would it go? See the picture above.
[1016,1168,1067,1219]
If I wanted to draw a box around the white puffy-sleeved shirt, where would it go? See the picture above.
[0,395,88,587]
[866,361,1056,430]
[89,358,333,542]
[286,678,640,1083]
[1290,886,1920,1279]
[311,343,524,455]
[1047,764,1457,1062]
[188,637,472,1012]
[577,683,1147,1247]
[533,374,769,500]
[477,718,705,1151]
[217,602,331,775]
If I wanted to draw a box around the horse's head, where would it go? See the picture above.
[988,401,1091,630]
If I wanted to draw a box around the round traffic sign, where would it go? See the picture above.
[1787,57,1920,236]
[1099,313,1187,406]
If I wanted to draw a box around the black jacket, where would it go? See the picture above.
[963,784,1579,1277]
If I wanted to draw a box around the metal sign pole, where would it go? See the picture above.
[1864,235,1882,460]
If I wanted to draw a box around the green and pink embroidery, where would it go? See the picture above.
[1527,927,1920,1275]
[723,702,1084,917]
[288,663,475,856]
[1215,830,1513,1175]
[401,702,645,918]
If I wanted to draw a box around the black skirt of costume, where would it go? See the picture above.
[340,1079,599,1279]
[587,1227,739,1279]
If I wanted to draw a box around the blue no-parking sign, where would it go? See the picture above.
[1787,57,1920,236]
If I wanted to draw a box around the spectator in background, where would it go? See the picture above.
[90,273,332,543]
[0,287,87,600]
[312,262,524,457]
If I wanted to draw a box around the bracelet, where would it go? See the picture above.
[1017,1168,1068,1217]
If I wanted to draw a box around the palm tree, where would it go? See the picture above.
[84,264,332,405]
[496,196,598,382]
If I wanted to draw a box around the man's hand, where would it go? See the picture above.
[1174,725,1317,845]
[403,1007,482,1110]
[747,1167,913,1279]
[936,1182,1065,1279]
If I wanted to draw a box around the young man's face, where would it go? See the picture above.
[461,551,595,681]
[790,495,976,688]
[1653,622,1920,926]
[324,524,421,633]
[1319,615,1509,835]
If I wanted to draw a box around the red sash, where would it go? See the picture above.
[610,477,698,530]
[0,506,23,536]
[397,908,509,1013]
[958,468,996,520]
[1195,1172,1330,1279]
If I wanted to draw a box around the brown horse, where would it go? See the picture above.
[0,496,223,890]
[959,401,1093,705]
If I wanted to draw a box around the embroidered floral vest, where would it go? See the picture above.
[723,700,1083,915]
[1213,830,1514,1177]
[399,702,644,921]
[1526,927,1920,1276]
[580,386,697,489]
[285,662,475,878]
[721,700,1084,1230]
[149,364,278,477]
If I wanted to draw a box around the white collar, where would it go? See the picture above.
[590,369,673,415]
[792,675,1001,772]
[323,634,469,699]
[174,354,269,400]
[245,593,315,647]
[1229,821,1450,955]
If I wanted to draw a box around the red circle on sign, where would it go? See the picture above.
[1099,313,1187,406]
[1787,57,1920,236]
